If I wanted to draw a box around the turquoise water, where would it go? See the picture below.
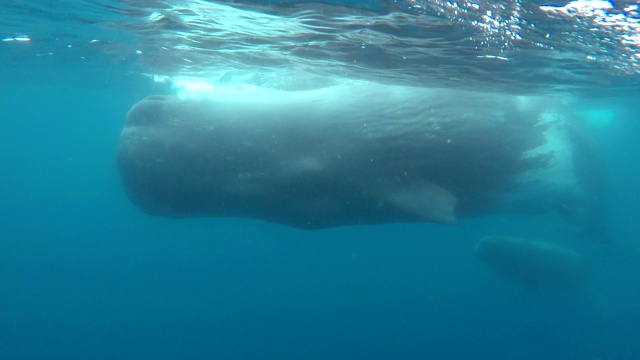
[1,1,640,359]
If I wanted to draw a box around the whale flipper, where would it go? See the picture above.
[386,183,457,224]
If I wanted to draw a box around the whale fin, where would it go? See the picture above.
[387,183,457,224]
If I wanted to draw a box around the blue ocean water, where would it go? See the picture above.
[1,1,640,359]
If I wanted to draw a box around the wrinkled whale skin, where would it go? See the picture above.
[117,83,597,229]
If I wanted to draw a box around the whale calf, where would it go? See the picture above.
[117,82,602,230]
[474,235,588,289]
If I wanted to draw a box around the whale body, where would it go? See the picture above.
[474,235,588,289]
[117,82,601,229]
